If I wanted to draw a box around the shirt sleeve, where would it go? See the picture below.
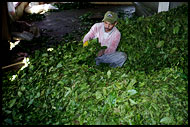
[83,23,97,43]
[104,32,121,54]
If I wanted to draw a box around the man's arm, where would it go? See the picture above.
[104,32,121,54]
[83,23,97,43]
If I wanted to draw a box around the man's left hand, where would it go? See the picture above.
[97,49,105,57]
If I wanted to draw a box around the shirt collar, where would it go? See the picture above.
[104,26,115,35]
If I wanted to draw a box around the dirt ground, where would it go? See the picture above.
[4,4,135,71]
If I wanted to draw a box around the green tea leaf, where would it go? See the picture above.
[107,70,111,79]
[9,99,16,108]
[35,92,40,98]
[127,78,137,90]
[42,53,48,57]
[64,87,71,97]
[148,27,152,35]
[170,47,178,54]
[103,87,107,96]
[18,91,22,97]
[173,26,180,34]
[20,86,26,91]
[160,117,172,124]
[127,89,137,96]
[129,98,137,106]
[56,62,63,68]
[4,118,13,125]
[156,41,165,48]
[95,91,102,100]
[139,82,145,87]
[28,99,34,106]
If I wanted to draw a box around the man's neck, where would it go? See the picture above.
[104,27,115,33]
[105,29,111,33]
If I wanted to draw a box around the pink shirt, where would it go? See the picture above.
[83,22,121,54]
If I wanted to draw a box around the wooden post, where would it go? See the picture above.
[1,2,11,67]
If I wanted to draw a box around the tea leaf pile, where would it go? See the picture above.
[2,4,188,125]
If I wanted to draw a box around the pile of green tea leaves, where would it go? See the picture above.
[2,4,188,125]
[117,4,188,75]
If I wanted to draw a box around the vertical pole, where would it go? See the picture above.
[1,2,11,67]
[158,2,170,13]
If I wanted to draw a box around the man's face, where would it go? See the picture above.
[104,21,117,32]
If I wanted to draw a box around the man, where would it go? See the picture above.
[83,11,127,67]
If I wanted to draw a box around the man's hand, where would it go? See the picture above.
[97,49,105,57]
[83,41,88,47]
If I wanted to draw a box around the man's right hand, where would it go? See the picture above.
[83,41,88,47]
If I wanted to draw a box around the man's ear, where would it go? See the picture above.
[114,22,118,26]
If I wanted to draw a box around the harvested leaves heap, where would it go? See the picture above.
[117,4,188,74]
[2,4,188,125]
